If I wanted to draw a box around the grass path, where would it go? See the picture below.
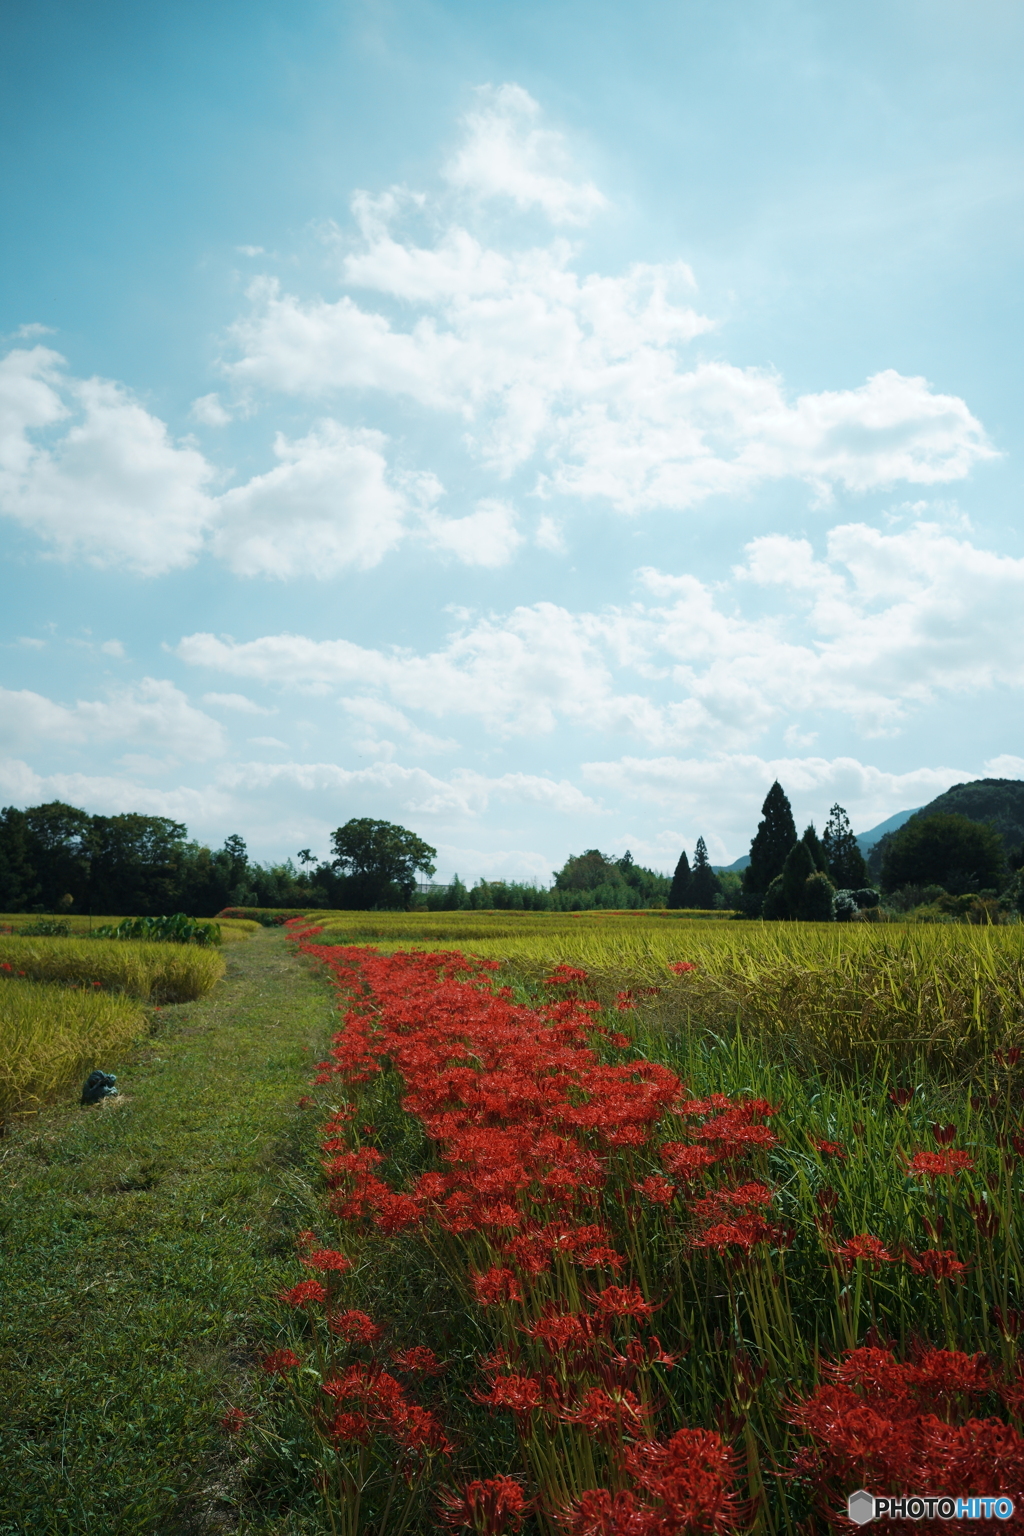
[0,927,334,1536]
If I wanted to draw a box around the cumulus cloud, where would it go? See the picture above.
[190,392,232,426]
[422,499,522,567]
[0,347,216,574]
[209,420,438,578]
[442,83,607,224]
[0,679,225,759]
[224,89,992,507]
[202,691,276,715]
[175,520,1024,747]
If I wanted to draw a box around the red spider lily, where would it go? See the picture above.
[300,1247,352,1273]
[219,1406,248,1434]
[329,1309,383,1343]
[931,1122,958,1145]
[831,1233,894,1269]
[633,1174,676,1206]
[557,1487,647,1536]
[888,1086,913,1107]
[437,1475,530,1533]
[327,1409,371,1444]
[815,1187,839,1212]
[475,1372,544,1418]
[521,1306,589,1354]
[669,961,698,974]
[471,1267,523,1305]
[259,1348,302,1373]
[398,1403,454,1455]
[294,1229,318,1250]
[615,991,638,1011]
[544,965,590,986]
[391,1345,447,1375]
[586,1283,658,1322]
[624,1426,744,1534]
[995,1048,1022,1068]
[660,1143,718,1179]
[907,1149,976,1178]
[993,1306,1024,1340]
[562,1386,651,1439]
[278,1279,327,1308]
[809,1137,847,1159]
[902,1247,971,1280]
[576,1246,627,1272]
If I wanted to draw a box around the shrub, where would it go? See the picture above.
[91,912,221,946]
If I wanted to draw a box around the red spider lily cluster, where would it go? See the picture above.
[259,926,1024,1534]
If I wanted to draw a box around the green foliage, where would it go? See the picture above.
[911,776,1024,855]
[328,818,437,909]
[881,812,1007,894]
[666,848,692,909]
[551,848,670,909]
[780,836,817,914]
[17,918,71,936]
[91,912,222,946]
[0,935,225,1003]
[822,802,868,888]
[800,869,836,921]
[743,780,797,910]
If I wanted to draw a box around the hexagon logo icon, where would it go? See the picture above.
[847,1490,875,1525]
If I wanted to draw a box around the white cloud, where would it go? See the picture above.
[422,498,522,567]
[0,679,225,760]
[175,520,1024,747]
[0,347,216,574]
[985,755,1024,778]
[0,758,235,825]
[442,83,607,225]
[100,639,125,658]
[536,513,566,553]
[248,736,288,748]
[340,697,456,755]
[190,392,232,426]
[202,691,276,715]
[209,420,439,578]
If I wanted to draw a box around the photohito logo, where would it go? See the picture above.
[847,1491,1015,1523]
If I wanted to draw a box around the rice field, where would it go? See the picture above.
[0,977,147,1120]
[296,911,1024,1076]
[0,934,226,1003]
[0,912,260,941]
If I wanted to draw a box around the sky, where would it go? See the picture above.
[2,0,1023,882]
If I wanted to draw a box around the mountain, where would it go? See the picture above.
[904,778,1024,855]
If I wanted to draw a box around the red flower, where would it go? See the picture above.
[476,1373,544,1417]
[471,1267,523,1306]
[810,1137,847,1160]
[903,1248,970,1281]
[329,1309,382,1343]
[437,1475,530,1533]
[392,1345,447,1375]
[259,1348,301,1373]
[300,1247,352,1273]
[831,1234,894,1269]
[908,1149,976,1178]
[220,1406,248,1434]
[634,1174,676,1206]
[277,1279,327,1307]
[669,961,698,974]
[586,1283,658,1322]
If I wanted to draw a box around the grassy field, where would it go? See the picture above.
[0,926,337,1536]
[0,935,226,1003]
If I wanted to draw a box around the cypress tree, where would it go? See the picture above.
[742,781,797,910]
[689,837,721,910]
[667,849,692,909]
[802,823,829,874]
[780,838,816,918]
[822,803,868,889]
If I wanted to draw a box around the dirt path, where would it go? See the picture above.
[0,927,334,1536]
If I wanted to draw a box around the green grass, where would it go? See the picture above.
[0,927,338,1536]
[0,979,148,1122]
[0,935,226,1002]
[0,914,260,942]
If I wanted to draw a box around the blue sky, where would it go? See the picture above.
[2,0,1023,881]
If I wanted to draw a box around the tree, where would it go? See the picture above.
[801,823,829,875]
[780,838,817,917]
[801,871,836,921]
[667,849,692,909]
[742,782,797,913]
[330,818,437,909]
[23,801,93,909]
[689,837,721,910]
[880,813,1006,895]
[822,804,868,889]
[0,807,41,911]
[89,813,190,914]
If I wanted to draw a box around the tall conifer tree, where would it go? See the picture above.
[667,849,692,909]
[742,781,797,909]
[801,823,829,874]
[822,803,868,888]
[689,836,721,909]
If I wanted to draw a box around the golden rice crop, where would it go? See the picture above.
[0,936,225,1003]
[0,978,147,1119]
